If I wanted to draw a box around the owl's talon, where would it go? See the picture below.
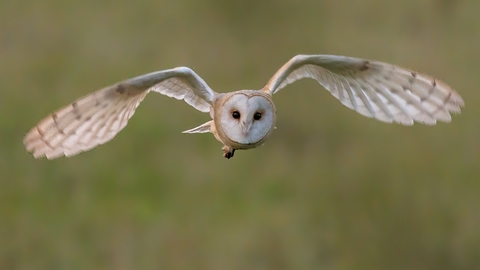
[223,147,235,159]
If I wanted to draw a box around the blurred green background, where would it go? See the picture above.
[1,0,479,269]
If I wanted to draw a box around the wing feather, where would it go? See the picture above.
[264,54,464,125]
[24,67,216,159]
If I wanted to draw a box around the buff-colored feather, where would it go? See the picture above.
[264,55,463,125]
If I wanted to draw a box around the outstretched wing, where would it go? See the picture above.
[24,67,216,159]
[264,54,464,125]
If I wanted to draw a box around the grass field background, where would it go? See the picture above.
[1,0,479,269]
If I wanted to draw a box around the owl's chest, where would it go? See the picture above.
[212,117,274,150]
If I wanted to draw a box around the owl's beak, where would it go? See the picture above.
[241,120,252,136]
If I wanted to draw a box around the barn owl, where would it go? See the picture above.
[23,54,464,159]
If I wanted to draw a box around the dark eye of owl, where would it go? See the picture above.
[253,112,262,120]
[232,111,240,119]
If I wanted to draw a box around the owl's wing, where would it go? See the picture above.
[24,67,216,159]
[264,54,464,125]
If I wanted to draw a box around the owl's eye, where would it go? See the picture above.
[232,111,240,119]
[253,112,262,120]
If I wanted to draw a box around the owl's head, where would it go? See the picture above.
[215,91,276,149]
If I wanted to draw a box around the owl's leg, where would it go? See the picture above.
[222,145,235,159]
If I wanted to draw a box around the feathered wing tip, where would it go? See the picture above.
[323,62,464,125]
[23,87,148,159]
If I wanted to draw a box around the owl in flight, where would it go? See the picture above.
[24,54,464,159]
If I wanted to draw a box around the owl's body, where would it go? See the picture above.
[197,90,276,158]
[24,54,464,159]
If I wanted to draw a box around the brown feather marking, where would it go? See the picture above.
[36,125,54,149]
[359,61,369,71]
[422,78,437,102]
[116,84,126,94]
[52,113,66,135]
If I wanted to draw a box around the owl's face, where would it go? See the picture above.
[214,91,276,149]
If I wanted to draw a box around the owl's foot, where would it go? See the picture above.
[222,146,235,159]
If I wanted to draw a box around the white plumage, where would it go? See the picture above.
[23,54,464,159]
